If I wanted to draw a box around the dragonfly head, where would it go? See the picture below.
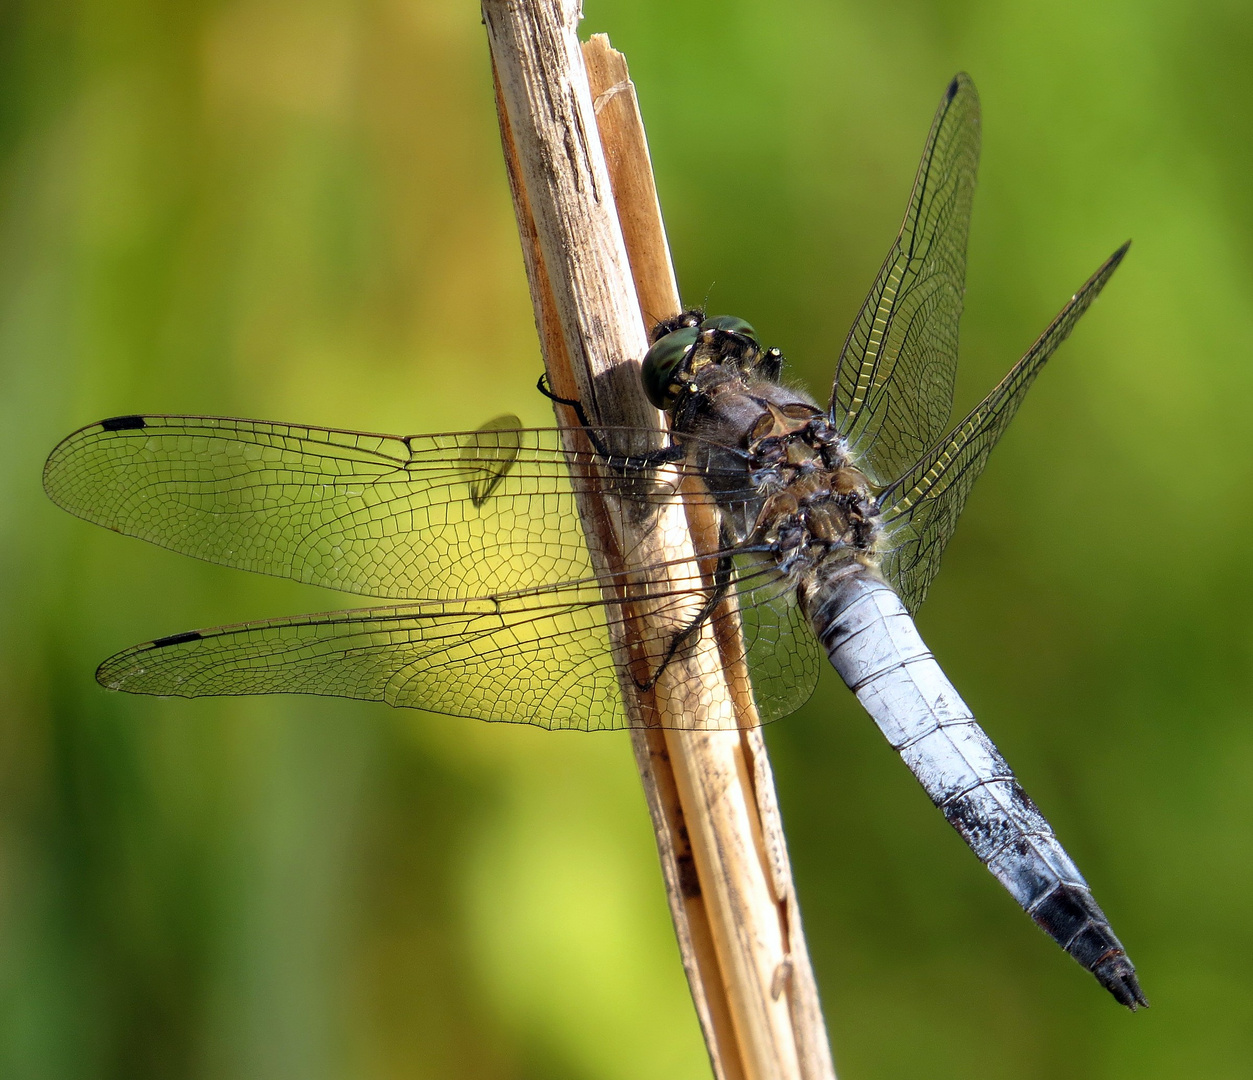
[642,313,759,409]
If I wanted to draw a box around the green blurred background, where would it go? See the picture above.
[2,0,1250,1076]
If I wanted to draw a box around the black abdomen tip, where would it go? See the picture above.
[1031,884,1146,1010]
[1093,953,1149,1011]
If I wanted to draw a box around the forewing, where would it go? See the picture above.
[878,243,1129,611]
[44,414,760,602]
[43,414,737,601]
[831,73,980,486]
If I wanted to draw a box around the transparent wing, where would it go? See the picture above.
[96,590,632,730]
[49,412,817,728]
[830,73,980,486]
[878,243,1130,612]
[95,550,819,730]
[43,413,755,602]
[734,558,823,722]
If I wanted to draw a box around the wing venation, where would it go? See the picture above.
[97,550,821,730]
[878,242,1130,611]
[44,415,757,602]
[831,72,981,486]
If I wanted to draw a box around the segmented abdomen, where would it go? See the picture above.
[802,569,1146,1008]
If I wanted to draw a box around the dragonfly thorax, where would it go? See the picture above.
[650,312,884,577]
[751,452,882,579]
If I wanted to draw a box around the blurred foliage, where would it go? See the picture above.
[1,0,1250,1077]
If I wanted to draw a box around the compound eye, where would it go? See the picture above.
[700,315,757,342]
[640,326,698,409]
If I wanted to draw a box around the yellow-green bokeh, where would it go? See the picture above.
[2,1,1250,1077]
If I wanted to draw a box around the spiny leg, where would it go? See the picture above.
[633,549,735,693]
[536,374,686,471]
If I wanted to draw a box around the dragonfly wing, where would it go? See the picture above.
[43,414,632,600]
[44,414,756,602]
[733,559,823,723]
[96,558,799,732]
[97,586,637,729]
[878,243,1130,611]
[830,74,980,486]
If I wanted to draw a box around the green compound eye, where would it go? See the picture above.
[640,326,699,409]
[700,315,758,342]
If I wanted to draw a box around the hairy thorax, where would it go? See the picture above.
[676,360,884,582]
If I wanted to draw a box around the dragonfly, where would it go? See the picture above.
[44,73,1144,1008]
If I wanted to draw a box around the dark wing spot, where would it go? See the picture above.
[946,74,961,102]
[151,631,202,648]
[101,415,147,432]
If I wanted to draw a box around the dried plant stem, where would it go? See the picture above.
[482,4,835,1078]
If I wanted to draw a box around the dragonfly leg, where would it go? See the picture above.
[536,374,686,470]
[633,550,734,693]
